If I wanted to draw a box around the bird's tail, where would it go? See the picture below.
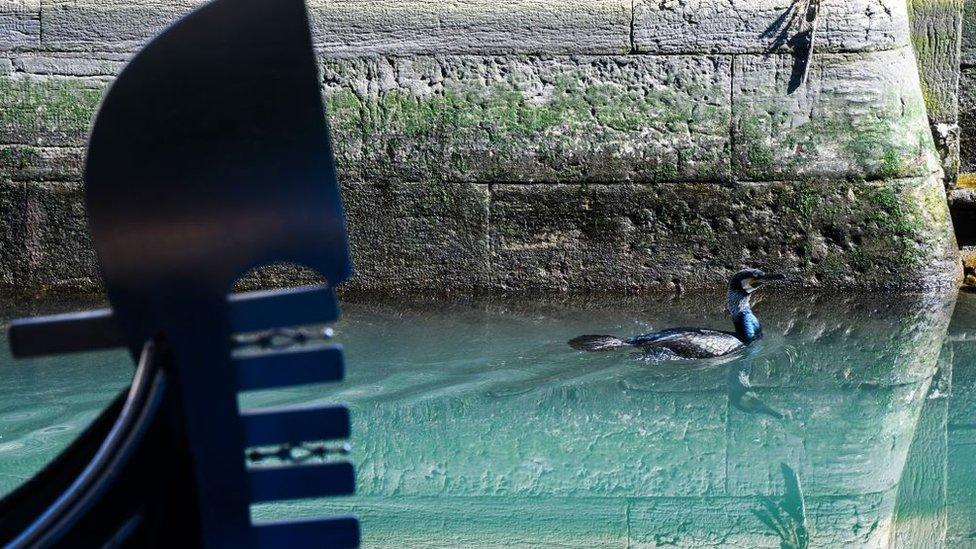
[568,335,629,351]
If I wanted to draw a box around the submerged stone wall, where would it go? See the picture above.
[0,0,962,294]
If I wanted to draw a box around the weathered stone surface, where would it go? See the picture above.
[733,48,939,181]
[0,76,105,146]
[628,491,898,548]
[0,178,491,294]
[40,0,631,54]
[909,0,964,123]
[0,180,99,292]
[489,176,959,293]
[22,182,100,291]
[958,67,976,173]
[40,0,198,51]
[255,497,629,548]
[909,0,964,183]
[0,0,39,50]
[0,180,26,287]
[340,180,491,295]
[0,146,85,181]
[0,1,961,295]
[309,0,631,55]
[322,55,732,184]
[11,54,126,77]
[634,0,911,54]
[961,0,976,64]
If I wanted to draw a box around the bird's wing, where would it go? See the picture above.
[632,329,745,358]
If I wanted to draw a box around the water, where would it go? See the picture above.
[1,290,974,547]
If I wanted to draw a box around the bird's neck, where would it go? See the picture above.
[727,290,762,343]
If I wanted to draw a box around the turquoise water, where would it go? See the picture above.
[1,291,975,547]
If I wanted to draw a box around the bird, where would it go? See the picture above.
[568,269,786,360]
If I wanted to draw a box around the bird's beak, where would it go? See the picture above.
[758,273,786,282]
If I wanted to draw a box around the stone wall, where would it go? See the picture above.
[0,0,962,294]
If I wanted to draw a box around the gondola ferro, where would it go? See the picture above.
[0,0,359,546]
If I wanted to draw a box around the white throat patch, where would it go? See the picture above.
[741,277,757,293]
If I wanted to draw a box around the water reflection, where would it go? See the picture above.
[1,290,974,546]
[754,463,808,549]
[243,290,966,547]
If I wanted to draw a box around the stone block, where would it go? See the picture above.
[0,76,105,146]
[958,67,976,172]
[961,0,976,65]
[11,54,126,77]
[322,55,732,184]
[0,179,26,287]
[22,182,100,291]
[634,0,910,54]
[488,176,959,293]
[41,0,631,54]
[0,146,85,181]
[908,0,964,124]
[310,0,631,55]
[254,497,629,548]
[340,180,491,295]
[40,0,199,51]
[733,48,939,181]
[0,0,40,49]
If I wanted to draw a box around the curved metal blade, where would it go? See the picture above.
[85,0,351,350]
[81,0,355,546]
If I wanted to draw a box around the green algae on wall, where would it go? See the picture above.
[733,48,940,182]
[0,77,104,146]
[489,175,959,293]
[907,0,965,182]
[908,0,964,122]
[0,0,963,293]
[0,146,40,174]
[321,55,732,184]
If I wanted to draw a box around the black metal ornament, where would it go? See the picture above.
[0,0,358,546]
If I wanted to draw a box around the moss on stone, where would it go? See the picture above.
[957,172,976,188]
[323,63,730,182]
[736,94,937,180]
[0,146,40,174]
[0,77,104,140]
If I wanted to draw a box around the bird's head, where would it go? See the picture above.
[726,269,786,339]
[728,268,786,296]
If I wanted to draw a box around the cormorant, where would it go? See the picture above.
[568,269,785,360]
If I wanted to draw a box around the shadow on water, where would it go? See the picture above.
[2,289,975,546]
